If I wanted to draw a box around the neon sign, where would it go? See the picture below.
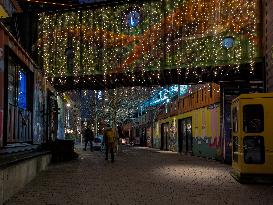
[140,85,189,112]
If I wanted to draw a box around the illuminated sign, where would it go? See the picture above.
[18,70,27,109]
[140,85,189,112]
[127,10,141,27]
[222,36,235,49]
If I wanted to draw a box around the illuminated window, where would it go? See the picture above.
[18,70,27,109]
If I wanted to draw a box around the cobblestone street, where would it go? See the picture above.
[5,146,273,205]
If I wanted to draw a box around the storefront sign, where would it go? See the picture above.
[222,36,234,49]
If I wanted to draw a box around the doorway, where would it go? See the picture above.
[140,127,147,146]
[178,117,192,154]
[161,123,169,150]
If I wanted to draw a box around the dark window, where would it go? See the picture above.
[243,136,265,164]
[232,107,238,133]
[233,136,238,162]
[94,138,101,143]
[8,58,17,105]
[243,104,264,133]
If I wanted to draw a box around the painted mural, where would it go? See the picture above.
[156,103,221,158]
[33,73,45,144]
[153,122,160,149]
[169,120,177,152]
[57,96,65,139]
[146,127,152,147]
[191,104,221,159]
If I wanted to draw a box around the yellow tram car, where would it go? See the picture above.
[231,93,273,183]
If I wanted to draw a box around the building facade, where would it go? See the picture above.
[263,0,273,91]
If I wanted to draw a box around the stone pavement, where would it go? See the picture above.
[5,146,273,205]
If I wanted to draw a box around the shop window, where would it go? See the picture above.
[243,105,264,133]
[243,136,265,164]
[18,70,27,109]
[233,136,238,162]
[8,58,16,105]
[232,107,238,133]
[7,56,29,110]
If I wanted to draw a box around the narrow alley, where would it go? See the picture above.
[5,146,273,205]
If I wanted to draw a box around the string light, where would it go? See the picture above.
[37,0,259,84]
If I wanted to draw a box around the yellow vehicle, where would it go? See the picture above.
[231,93,273,183]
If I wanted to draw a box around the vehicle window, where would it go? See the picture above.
[243,104,264,133]
[94,138,101,143]
[232,107,238,133]
[233,136,238,162]
[243,136,265,164]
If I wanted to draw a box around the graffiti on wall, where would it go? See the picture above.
[169,120,177,152]
[209,105,220,148]
[146,127,152,147]
[191,104,221,158]
[57,96,65,139]
[208,105,222,159]
[33,74,45,144]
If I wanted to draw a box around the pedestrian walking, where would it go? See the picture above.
[103,124,116,162]
[84,127,94,151]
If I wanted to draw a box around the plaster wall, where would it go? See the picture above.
[0,154,51,205]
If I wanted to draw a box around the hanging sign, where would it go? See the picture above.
[222,36,235,49]
[127,10,141,27]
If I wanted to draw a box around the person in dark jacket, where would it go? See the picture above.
[84,127,94,151]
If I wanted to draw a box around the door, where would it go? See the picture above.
[178,119,183,152]
[178,118,192,153]
[140,127,147,146]
[46,91,58,142]
[161,123,169,150]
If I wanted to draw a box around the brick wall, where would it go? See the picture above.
[263,0,273,92]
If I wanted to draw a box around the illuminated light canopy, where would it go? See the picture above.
[38,0,261,84]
